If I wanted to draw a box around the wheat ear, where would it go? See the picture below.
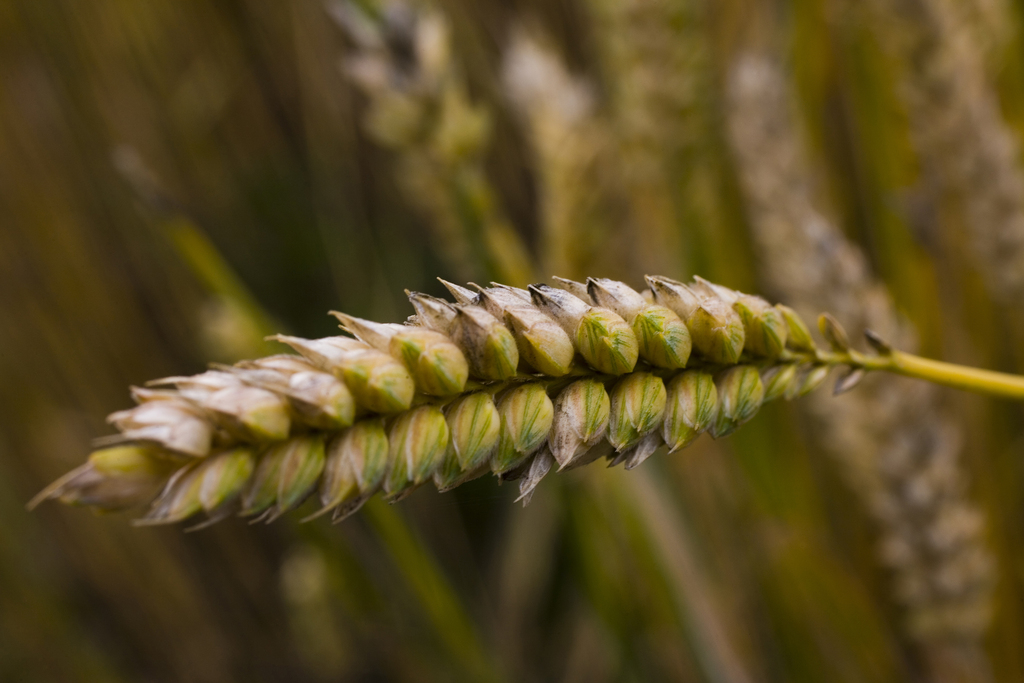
[726,52,995,659]
[860,0,1024,305]
[329,0,533,286]
[30,274,1024,528]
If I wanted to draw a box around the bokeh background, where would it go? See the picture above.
[4,0,1024,681]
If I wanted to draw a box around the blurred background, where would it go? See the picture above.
[4,0,1024,680]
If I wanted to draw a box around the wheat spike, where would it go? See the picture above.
[34,274,858,526]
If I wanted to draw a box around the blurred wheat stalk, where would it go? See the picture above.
[727,51,994,681]
[330,0,533,286]
[503,28,616,280]
[584,0,705,276]
[860,0,1024,304]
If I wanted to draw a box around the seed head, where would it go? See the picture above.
[474,286,575,376]
[575,308,639,375]
[687,298,746,365]
[198,447,257,512]
[316,419,389,521]
[334,312,469,396]
[137,464,204,525]
[158,373,291,443]
[734,295,787,357]
[608,372,667,451]
[272,335,415,413]
[579,278,691,368]
[230,357,356,430]
[39,273,877,528]
[549,378,611,469]
[797,364,830,397]
[289,371,355,430]
[384,405,450,501]
[105,395,213,457]
[272,434,326,519]
[28,445,175,512]
[632,305,691,369]
[818,313,851,353]
[761,363,799,402]
[711,365,764,438]
[492,382,555,475]
[551,276,592,302]
[407,291,458,331]
[690,276,740,304]
[450,306,519,380]
[240,443,289,517]
[435,392,500,490]
[776,305,816,352]
[662,371,718,452]
[646,275,701,319]
[530,284,639,375]
[585,277,647,320]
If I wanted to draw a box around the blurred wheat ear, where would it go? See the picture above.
[859,0,1024,306]
[329,0,534,286]
[726,50,995,682]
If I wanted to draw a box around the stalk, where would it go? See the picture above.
[876,352,1024,400]
[781,327,1024,400]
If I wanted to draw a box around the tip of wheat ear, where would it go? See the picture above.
[32,275,842,528]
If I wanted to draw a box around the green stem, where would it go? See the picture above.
[881,350,1024,400]
[788,346,1024,401]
